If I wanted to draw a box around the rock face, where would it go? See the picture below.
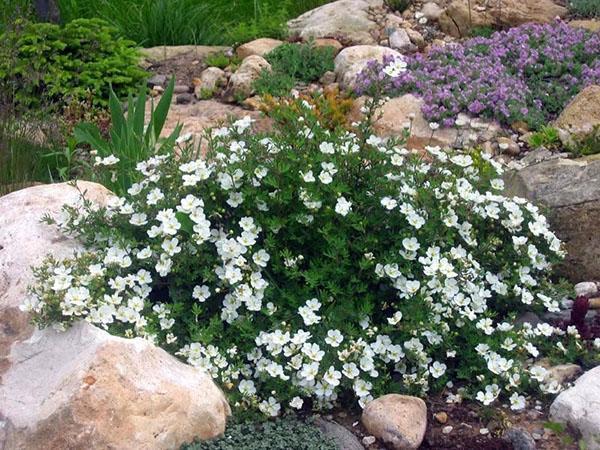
[439,0,567,37]
[334,45,401,90]
[504,156,600,282]
[287,0,383,45]
[236,38,283,59]
[550,366,600,450]
[361,394,427,449]
[225,55,271,101]
[0,181,112,374]
[554,85,600,146]
[1,321,230,450]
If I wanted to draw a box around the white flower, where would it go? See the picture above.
[323,366,342,386]
[387,311,403,325]
[509,392,526,411]
[382,57,408,78]
[290,397,304,409]
[258,396,281,417]
[301,170,316,182]
[335,196,352,216]
[192,285,211,302]
[319,142,335,154]
[342,362,360,379]
[430,361,447,378]
[318,171,333,184]
[381,197,398,210]
[325,329,344,347]
[175,132,193,144]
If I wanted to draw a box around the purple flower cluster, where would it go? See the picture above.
[356,21,600,129]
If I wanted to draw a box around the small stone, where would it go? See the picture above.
[503,427,536,450]
[314,418,364,450]
[362,435,376,445]
[442,426,453,434]
[532,432,543,440]
[176,93,194,104]
[320,71,337,85]
[173,84,190,94]
[147,74,167,87]
[405,28,425,49]
[313,38,343,54]
[434,412,448,424]
[497,137,520,156]
[421,2,443,21]
[575,281,598,297]
[546,364,583,385]
[389,28,416,52]
[479,428,489,435]
[241,96,264,111]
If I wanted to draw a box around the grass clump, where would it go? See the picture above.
[528,126,561,150]
[0,18,146,111]
[183,418,336,450]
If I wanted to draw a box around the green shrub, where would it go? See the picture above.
[183,418,336,450]
[73,78,180,195]
[253,42,335,97]
[528,126,561,150]
[205,52,241,71]
[0,0,32,34]
[27,93,589,416]
[265,42,335,84]
[569,0,600,18]
[384,0,412,13]
[0,18,146,111]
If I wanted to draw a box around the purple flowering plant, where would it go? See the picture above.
[356,21,600,129]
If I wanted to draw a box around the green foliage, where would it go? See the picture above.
[205,52,241,70]
[73,78,180,195]
[470,26,496,38]
[254,70,296,97]
[528,126,561,150]
[0,0,32,34]
[569,0,600,18]
[266,42,335,84]
[183,418,337,450]
[53,0,332,46]
[254,42,336,97]
[0,18,146,111]
[384,0,412,13]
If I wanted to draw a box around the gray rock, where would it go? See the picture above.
[389,28,415,52]
[287,0,383,45]
[334,45,401,90]
[148,74,167,87]
[550,366,600,450]
[174,84,190,94]
[575,281,599,297]
[504,156,600,282]
[195,67,228,99]
[515,312,542,328]
[421,2,443,21]
[314,418,364,450]
[176,93,194,104]
[225,55,271,101]
[503,427,536,450]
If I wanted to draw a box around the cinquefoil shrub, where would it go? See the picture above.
[356,21,600,130]
[26,95,589,416]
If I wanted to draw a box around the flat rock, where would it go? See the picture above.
[439,0,567,37]
[334,45,402,90]
[236,38,283,59]
[140,45,229,64]
[287,0,384,45]
[0,321,230,449]
[550,366,600,450]
[361,394,427,449]
[504,156,600,281]
[0,182,112,375]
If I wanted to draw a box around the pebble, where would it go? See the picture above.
[479,428,489,435]
[434,412,448,424]
[362,435,376,445]
[173,84,190,94]
[175,93,193,105]
[442,426,453,434]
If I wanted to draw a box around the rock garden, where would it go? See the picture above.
[1,0,600,449]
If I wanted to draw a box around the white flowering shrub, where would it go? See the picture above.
[27,95,587,415]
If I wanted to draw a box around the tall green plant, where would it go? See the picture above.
[73,78,181,195]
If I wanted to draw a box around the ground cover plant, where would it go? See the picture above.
[356,21,600,130]
[569,0,600,18]
[0,18,146,111]
[25,92,594,418]
[183,417,336,450]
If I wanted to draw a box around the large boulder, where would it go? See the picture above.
[287,0,383,45]
[439,0,567,37]
[554,85,600,147]
[236,38,283,59]
[334,45,402,90]
[1,321,230,449]
[550,366,600,450]
[504,156,600,282]
[0,181,112,373]
[224,55,271,102]
[361,394,427,449]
